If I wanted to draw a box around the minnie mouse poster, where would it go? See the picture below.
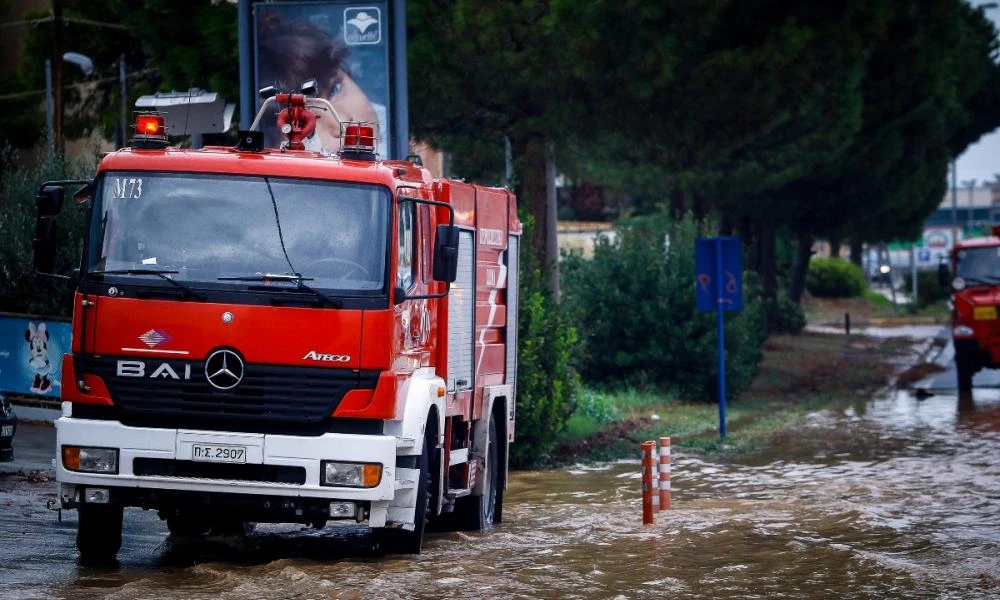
[24,321,53,394]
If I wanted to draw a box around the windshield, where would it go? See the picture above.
[87,172,389,292]
[956,247,1000,283]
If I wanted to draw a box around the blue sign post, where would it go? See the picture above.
[695,237,744,439]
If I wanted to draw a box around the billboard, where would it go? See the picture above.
[0,315,72,398]
[253,2,391,157]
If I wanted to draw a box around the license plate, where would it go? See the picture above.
[0,425,12,437]
[974,306,997,320]
[191,444,246,463]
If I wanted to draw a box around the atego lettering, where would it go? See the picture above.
[302,351,351,362]
[116,360,191,379]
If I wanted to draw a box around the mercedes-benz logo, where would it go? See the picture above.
[204,349,244,390]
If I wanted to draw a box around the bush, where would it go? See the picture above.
[900,269,950,308]
[805,257,866,298]
[769,294,806,334]
[561,213,767,402]
[510,218,580,468]
[0,146,94,317]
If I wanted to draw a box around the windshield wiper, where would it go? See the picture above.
[217,273,343,308]
[91,269,207,301]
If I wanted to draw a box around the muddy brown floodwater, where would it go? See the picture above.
[2,387,999,599]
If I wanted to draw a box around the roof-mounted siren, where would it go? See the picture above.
[246,80,320,151]
[340,122,378,161]
[131,112,169,149]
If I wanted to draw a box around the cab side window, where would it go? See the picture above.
[397,201,415,290]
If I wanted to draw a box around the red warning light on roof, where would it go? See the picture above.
[343,123,376,153]
[136,114,165,137]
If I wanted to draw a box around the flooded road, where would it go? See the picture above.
[2,386,999,599]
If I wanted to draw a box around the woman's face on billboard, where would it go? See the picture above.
[315,70,379,153]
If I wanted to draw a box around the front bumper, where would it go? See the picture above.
[55,416,418,528]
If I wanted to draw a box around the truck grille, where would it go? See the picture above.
[84,356,380,433]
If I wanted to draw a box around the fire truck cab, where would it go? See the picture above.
[943,224,1000,390]
[33,96,521,562]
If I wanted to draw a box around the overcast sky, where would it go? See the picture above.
[957,0,1000,186]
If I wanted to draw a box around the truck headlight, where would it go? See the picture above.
[954,325,975,337]
[321,461,382,488]
[62,446,118,474]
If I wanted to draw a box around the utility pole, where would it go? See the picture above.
[963,179,978,233]
[52,0,64,155]
[119,55,127,149]
[951,160,958,248]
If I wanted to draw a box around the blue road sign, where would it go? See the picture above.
[694,236,744,440]
[695,237,744,312]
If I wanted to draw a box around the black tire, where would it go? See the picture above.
[956,356,975,391]
[166,513,211,537]
[455,413,499,531]
[375,436,431,554]
[77,503,123,564]
[167,513,253,537]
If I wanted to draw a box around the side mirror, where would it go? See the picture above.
[433,224,459,283]
[33,217,57,273]
[938,263,951,288]
[36,185,64,216]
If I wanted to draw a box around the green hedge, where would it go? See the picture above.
[805,257,866,298]
[561,213,767,401]
[510,217,580,468]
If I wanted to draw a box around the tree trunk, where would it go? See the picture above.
[692,192,708,223]
[511,132,557,296]
[788,233,815,303]
[544,140,560,302]
[849,238,863,267]
[739,217,755,271]
[720,212,735,237]
[53,0,64,155]
[759,222,778,329]
[670,186,685,220]
[829,237,841,259]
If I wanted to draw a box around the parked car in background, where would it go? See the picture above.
[0,394,16,461]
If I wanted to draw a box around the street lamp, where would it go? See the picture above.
[46,51,93,158]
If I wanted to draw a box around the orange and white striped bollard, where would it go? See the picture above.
[651,444,660,513]
[659,436,671,510]
[641,440,655,525]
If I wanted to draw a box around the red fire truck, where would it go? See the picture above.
[32,85,521,562]
[942,224,1000,390]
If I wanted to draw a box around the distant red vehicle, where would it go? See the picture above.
[33,84,521,562]
[942,224,1000,390]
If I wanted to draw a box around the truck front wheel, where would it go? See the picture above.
[77,503,123,564]
[375,436,431,554]
[956,354,976,391]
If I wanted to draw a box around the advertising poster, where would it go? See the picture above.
[0,315,71,398]
[254,1,391,157]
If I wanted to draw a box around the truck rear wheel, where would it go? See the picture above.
[455,413,499,531]
[375,437,431,554]
[77,503,123,564]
